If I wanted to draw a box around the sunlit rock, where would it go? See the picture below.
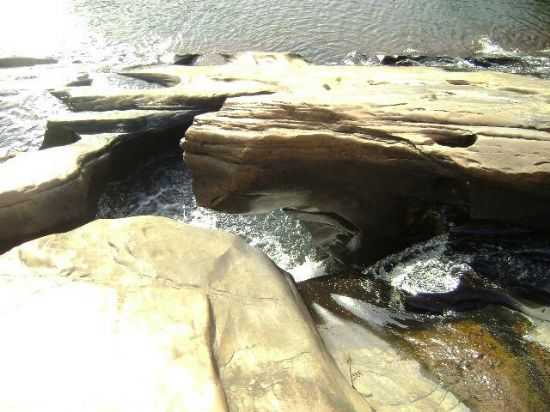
[180,52,550,263]
[0,216,370,412]
[0,109,196,252]
[4,51,550,261]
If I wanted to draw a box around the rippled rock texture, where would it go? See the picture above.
[0,216,370,412]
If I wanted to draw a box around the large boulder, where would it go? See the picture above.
[0,216,370,412]
[180,52,550,263]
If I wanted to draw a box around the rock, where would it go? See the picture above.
[0,109,197,252]
[54,52,301,110]
[42,109,199,148]
[400,313,550,412]
[0,56,57,68]
[0,53,294,252]
[173,53,201,65]
[9,51,550,262]
[0,216,370,412]
[172,53,231,66]
[179,52,550,263]
[65,73,92,87]
[311,305,469,412]
[298,273,550,411]
[465,55,526,69]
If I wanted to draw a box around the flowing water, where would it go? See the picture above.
[2,0,550,277]
[2,0,550,63]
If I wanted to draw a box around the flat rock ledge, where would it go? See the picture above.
[0,109,198,252]
[0,52,302,252]
[179,53,550,263]
[0,216,373,411]
[1,51,549,262]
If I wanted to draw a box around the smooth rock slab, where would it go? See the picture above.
[0,216,370,412]
[311,305,469,412]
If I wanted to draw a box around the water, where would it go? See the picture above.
[2,0,550,64]
[96,155,326,280]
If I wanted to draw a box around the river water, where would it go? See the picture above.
[1,0,550,278]
[2,0,550,63]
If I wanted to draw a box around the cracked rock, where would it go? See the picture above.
[0,216,370,412]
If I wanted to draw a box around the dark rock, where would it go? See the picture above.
[0,56,57,68]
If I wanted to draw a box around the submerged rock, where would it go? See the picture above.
[401,313,550,412]
[313,305,469,412]
[0,216,370,411]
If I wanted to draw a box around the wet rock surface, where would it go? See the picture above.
[297,227,550,411]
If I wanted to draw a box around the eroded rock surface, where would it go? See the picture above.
[0,216,370,412]
[3,51,549,262]
[0,109,196,252]
[179,52,550,263]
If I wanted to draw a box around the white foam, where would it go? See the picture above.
[366,234,466,295]
[475,36,518,56]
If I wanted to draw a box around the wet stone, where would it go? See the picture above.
[298,226,550,411]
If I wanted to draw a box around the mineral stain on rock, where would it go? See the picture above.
[297,226,550,411]
[401,312,550,412]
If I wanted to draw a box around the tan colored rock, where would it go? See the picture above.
[6,51,549,261]
[0,216,370,412]
[0,110,196,252]
[179,53,550,262]
[0,135,115,252]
